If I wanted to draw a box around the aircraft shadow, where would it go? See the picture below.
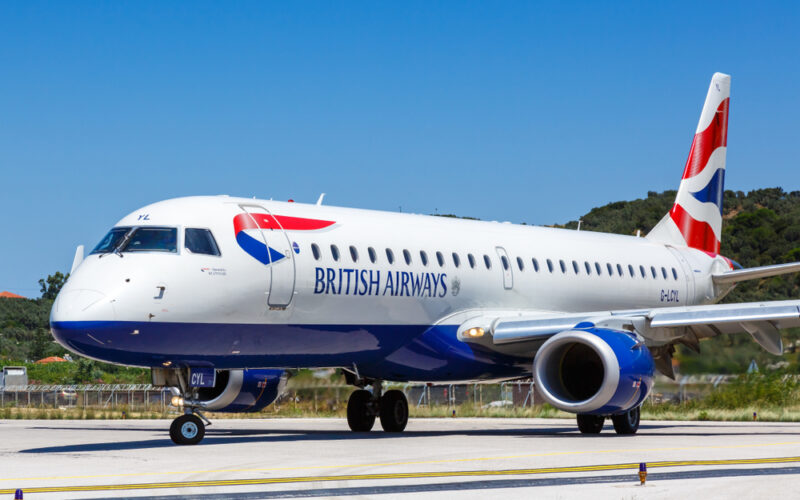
[19,421,800,453]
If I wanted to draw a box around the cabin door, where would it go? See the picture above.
[239,205,296,308]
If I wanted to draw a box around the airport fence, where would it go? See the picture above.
[0,375,732,412]
[0,384,173,410]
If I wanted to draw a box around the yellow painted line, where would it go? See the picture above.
[1,456,800,495]
[3,439,800,483]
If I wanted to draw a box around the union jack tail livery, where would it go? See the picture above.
[648,72,730,254]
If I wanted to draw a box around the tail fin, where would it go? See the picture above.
[648,72,730,253]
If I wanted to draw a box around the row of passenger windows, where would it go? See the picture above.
[309,243,680,281]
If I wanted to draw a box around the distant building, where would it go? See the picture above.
[1,366,28,387]
[0,291,25,299]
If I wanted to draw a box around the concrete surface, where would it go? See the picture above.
[1,417,799,499]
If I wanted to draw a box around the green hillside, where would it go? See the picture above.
[2,188,799,378]
[558,188,800,373]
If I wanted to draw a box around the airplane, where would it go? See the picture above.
[50,73,800,445]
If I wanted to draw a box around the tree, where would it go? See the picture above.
[39,272,69,300]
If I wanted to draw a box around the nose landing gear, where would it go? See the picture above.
[165,368,213,445]
[344,375,409,433]
[170,413,205,445]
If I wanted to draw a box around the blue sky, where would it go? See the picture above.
[1,1,799,296]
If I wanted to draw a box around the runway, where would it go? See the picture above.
[2,418,800,499]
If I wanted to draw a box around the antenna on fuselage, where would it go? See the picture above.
[316,193,326,206]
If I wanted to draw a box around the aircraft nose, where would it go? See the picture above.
[51,289,116,323]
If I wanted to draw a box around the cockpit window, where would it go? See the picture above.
[90,226,178,255]
[185,228,221,256]
[123,227,178,253]
[90,227,131,255]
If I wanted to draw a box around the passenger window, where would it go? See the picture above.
[386,248,395,264]
[420,251,428,266]
[616,264,623,276]
[546,259,554,273]
[484,255,492,269]
[185,228,221,256]
[607,263,614,276]
[368,247,377,263]
[595,262,602,275]
[452,253,461,268]
[628,264,635,277]
[311,243,321,261]
[639,265,646,278]
[330,245,340,261]
[559,260,566,273]
[672,268,679,280]
[572,260,579,274]
[651,266,657,279]
[436,251,445,267]
[517,257,524,271]
[403,250,412,265]
[584,261,592,275]
[349,246,359,262]
[661,267,668,279]
[501,255,509,270]
[468,254,476,268]
[532,258,540,272]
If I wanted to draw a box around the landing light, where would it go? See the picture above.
[171,396,184,407]
[464,327,485,338]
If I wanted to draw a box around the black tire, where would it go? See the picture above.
[611,406,641,435]
[577,414,605,434]
[169,414,205,445]
[379,390,409,432]
[347,389,376,432]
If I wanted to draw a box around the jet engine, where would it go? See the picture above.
[192,369,287,413]
[532,326,654,415]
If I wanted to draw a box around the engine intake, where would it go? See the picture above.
[533,327,653,415]
[194,369,287,412]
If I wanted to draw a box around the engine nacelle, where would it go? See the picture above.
[194,369,287,413]
[532,327,654,415]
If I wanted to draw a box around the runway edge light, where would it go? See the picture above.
[638,463,647,485]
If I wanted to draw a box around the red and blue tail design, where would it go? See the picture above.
[233,213,335,265]
[648,73,730,254]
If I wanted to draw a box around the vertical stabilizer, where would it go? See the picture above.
[648,73,730,253]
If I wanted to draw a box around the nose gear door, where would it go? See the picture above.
[238,205,296,308]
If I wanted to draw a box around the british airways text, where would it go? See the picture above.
[314,267,447,298]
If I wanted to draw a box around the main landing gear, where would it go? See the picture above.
[576,406,640,435]
[345,378,409,433]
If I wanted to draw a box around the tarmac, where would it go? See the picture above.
[2,417,800,499]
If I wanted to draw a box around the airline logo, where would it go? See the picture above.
[233,213,335,265]
[669,73,730,254]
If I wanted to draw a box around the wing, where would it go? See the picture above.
[457,300,800,376]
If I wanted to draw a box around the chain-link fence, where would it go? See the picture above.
[0,375,732,411]
[0,384,172,410]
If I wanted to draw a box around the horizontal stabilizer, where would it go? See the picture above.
[712,261,800,284]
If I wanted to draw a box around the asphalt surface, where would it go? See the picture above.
[2,417,800,499]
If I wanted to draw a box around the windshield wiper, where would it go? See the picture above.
[112,228,137,258]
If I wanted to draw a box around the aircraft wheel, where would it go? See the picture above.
[379,390,409,432]
[347,389,376,432]
[170,414,205,445]
[576,414,604,434]
[611,406,640,435]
